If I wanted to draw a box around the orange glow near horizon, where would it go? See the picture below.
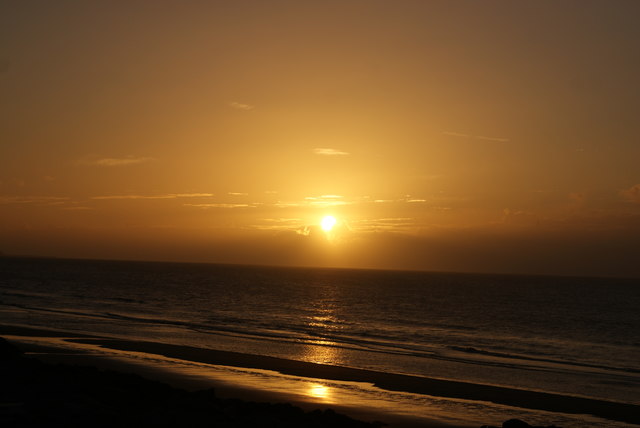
[2,2,640,277]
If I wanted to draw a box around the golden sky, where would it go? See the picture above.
[2,1,640,277]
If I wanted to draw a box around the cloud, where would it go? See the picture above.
[62,206,94,211]
[350,217,416,232]
[303,195,348,207]
[0,196,70,205]
[229,102,255,111]
[81,156,156,167]
[183,203,252,208]
[313,148,350,156]
[371,196,429,204]
[442,131,509,143]
[92,193,213,200]
[249,218,305,231]
[273,195,350,208]
[92,195,173,200]
[620,184,640,203]
[228,192,248,196]
[274,201,303,208]
[173,193,214,198]
[475,135,510,143]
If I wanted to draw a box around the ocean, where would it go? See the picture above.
[1,257,638,426]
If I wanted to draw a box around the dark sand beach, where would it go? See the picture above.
[1,337,385,428]
[68,337,640,425]
[2,325,638,427]
[0,326,462,428]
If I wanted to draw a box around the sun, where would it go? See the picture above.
[321,215,337,232]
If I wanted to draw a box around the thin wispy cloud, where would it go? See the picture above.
[272,195,349,208]
[274,201,303,208]
[249,218,304,231]
[81,156,156,167]
[62,206,94,211]
[313,148,350,156]
[174,193,214,198]
[305,194,343,200]
[228,192,248,196]
[0,196,70,205]
[92,193,213,200]
[475,135,510,143]
[183,203,253,208]
[261,218,303,223]
[303,195,348,207]
[229,102,255,111]
[351,217,416,232]
[371,197,428,204]
[92,195,174,200]
[443,131,509,143]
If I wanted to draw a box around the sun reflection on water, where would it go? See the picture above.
[307,382,333,403]
[302,283,346,365]
[302,340,340,365]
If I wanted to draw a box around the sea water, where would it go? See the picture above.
[1,257,638,415]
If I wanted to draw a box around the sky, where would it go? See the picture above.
[1,0,640,277]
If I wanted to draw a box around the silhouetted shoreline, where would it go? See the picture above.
[1,336,384,428]
[70,337,640,425]
[2,325,637,427]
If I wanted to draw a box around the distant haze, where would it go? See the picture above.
[2,1,640,277]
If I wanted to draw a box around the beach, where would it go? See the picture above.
[4,1,640,425]
[3,325,638,427]
[1,258,639,427]
[1,326,463,428]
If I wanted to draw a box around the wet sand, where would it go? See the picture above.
[1,326,461,427]
[2,338,387,428]
[2,325,638,427]
[70,338,640,425]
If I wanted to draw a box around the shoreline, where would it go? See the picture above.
[3,325,639,427]
[1,326,466,428]
[72,338,640,425]
[1,337,388,428]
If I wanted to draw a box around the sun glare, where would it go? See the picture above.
[307,383,332,402]
[321,215,337,232]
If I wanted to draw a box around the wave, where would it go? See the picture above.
[447,346,640,376]
[3,300,639,383]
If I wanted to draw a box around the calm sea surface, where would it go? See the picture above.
[1,257,638,407]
